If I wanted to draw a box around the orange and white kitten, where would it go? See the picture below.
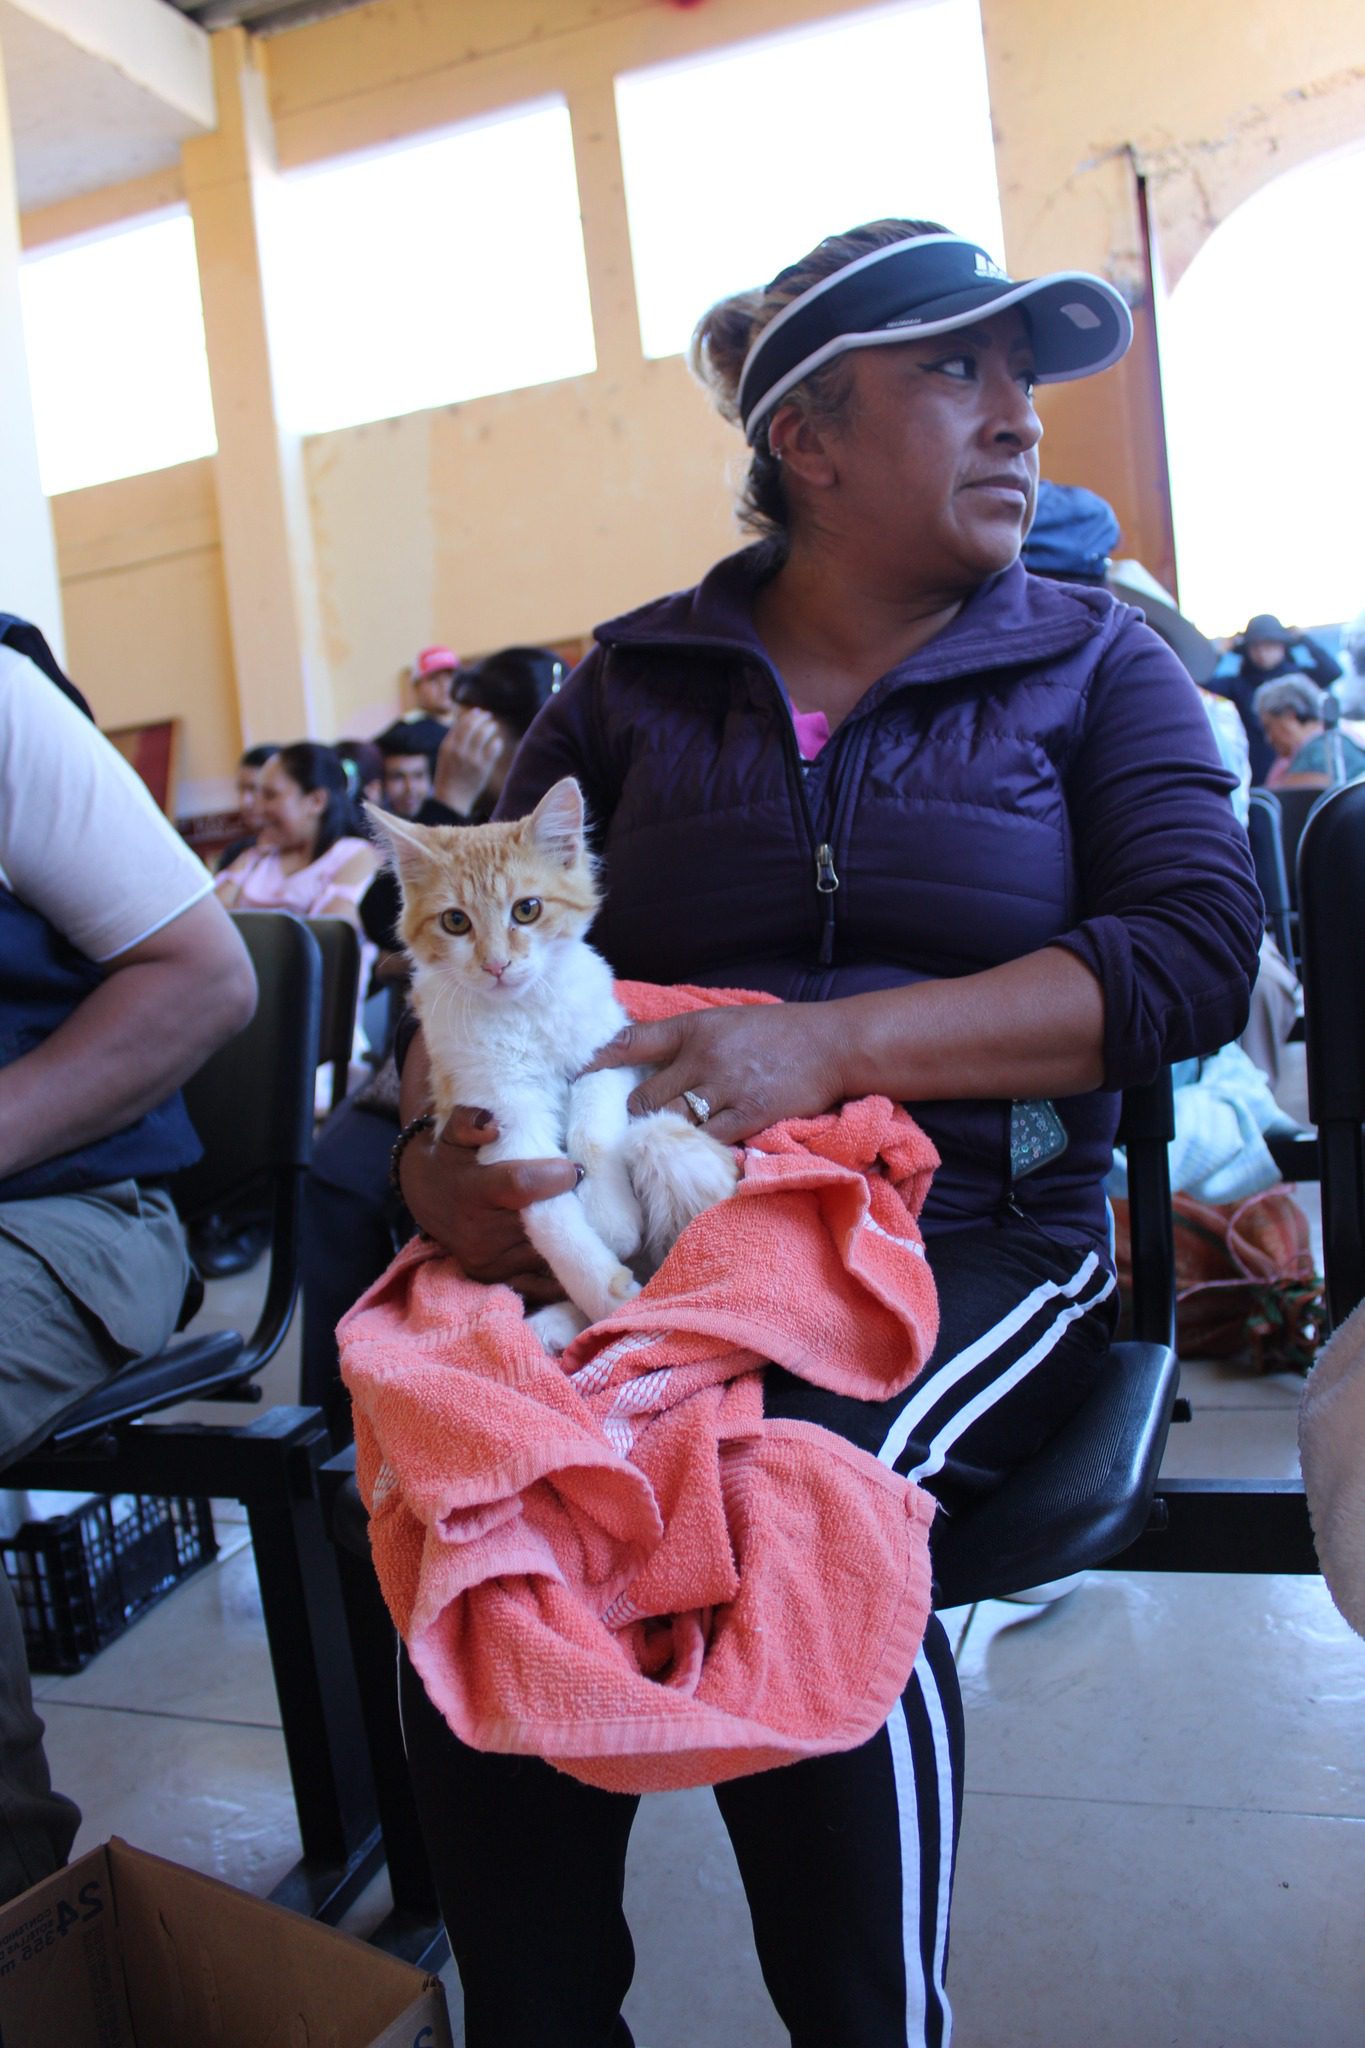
[368,778,738,1351]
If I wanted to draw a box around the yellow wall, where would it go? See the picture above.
[308,357,741,740]
[21,0,1365,801]
[50,459,240,795]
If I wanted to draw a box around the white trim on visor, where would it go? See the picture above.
[742,232,969,375]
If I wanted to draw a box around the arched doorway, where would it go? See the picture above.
[1160,141,1365,641]
[1162,142,1365,638]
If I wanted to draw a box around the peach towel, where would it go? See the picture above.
[340,982,941,1792]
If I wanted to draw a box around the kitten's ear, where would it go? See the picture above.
[526,777,585,869]
[364,801,441,882]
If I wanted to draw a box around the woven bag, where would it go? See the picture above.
[1112,1186,1323,1373]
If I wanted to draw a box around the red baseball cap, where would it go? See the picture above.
[412,645,458,680]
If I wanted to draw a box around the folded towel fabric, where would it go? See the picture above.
[340,982,941,1792]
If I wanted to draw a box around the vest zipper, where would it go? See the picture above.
[814,842,840,965]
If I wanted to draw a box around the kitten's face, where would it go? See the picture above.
[368,778,598,1000]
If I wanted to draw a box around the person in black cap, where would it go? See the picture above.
[1209,612,1342,784]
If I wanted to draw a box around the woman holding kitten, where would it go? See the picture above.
[393,220,1261,2047]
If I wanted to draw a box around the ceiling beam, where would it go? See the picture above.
[5,0,215,129]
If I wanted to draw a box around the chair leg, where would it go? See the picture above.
[239,1423,378,1877]
[317,1453,448,1967]
[331,1541,449,1968]
[9,1407,383,1918]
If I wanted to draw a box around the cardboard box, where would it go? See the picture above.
[0,1838,452,2047]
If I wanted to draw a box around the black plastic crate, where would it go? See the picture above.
[1,1493,219,1674]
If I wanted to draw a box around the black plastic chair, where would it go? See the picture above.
[27,910,318,1439]
[1246,788,1296,973]
[7,910,384,1923]
[1299,777,1365,1331]
[1271,784,1327,909]
[306,915,363,1115]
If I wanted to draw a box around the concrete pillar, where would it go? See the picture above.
[182,27,330,747]
[980,6,1180,595]
[1023,156,1179,600]
[566,73,642,392]
[0,36,64,657]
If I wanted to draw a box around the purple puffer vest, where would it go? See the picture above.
[500,548,1262,1252]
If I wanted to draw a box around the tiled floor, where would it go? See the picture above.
[14,1133,1365,2045]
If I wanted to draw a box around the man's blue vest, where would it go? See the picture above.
[1,619,202,1202]
[0,886,202,1202]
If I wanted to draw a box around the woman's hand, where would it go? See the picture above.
[586,1004,849,1146]
[397,1104,577,1303]
[434,708,505,816]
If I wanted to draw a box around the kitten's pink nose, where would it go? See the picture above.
[482,959,509,979]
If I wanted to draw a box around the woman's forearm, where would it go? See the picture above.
[834,945,1106,1103]
[592,944,1109,1148]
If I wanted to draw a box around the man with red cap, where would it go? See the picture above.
[409,644,458,720]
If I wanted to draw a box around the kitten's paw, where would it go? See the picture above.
[575,1266,642,1323]
[625,1112,740,1260]
[527,1301,591,1355]
[577,1168,643,1260]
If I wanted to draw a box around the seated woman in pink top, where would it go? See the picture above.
[215,742,378,922]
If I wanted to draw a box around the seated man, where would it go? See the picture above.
[368,644,460,761]
[406,644,459,726]
[374,725,438,822]
[0,627,257,1903]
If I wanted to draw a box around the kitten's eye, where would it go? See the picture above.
[439,908,471,936]
[510,897,542,926]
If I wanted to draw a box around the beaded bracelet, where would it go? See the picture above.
[389,1112,437,1198]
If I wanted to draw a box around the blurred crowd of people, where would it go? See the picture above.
[211,641,565,949]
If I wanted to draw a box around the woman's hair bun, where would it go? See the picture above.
[688,289,767,423]
[686,218,952,550]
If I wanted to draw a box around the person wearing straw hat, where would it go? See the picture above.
[391,219,1261,2048]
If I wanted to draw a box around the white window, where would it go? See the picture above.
[20,210,217,497]
[265,100,597,436]
[615,0,1006,361]
[1163,142,1365,633]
